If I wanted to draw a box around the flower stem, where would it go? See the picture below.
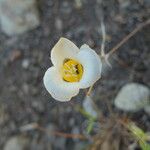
[87,84,94,96]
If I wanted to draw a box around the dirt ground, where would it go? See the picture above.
[0,0,150,149]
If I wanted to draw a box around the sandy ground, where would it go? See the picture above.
[0,0,150,149]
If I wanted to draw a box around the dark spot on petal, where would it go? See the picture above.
[63,58,70,64]
[75,65,79,74]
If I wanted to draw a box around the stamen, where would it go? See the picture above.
[61,59,83,82]
[64,69,73,74]
[64,63,72,70]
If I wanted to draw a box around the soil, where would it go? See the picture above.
[0,0,150,150]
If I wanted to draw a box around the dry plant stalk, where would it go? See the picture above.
[88,117,132,150]
[87,19,150,96]
[20,123,87,140]
[106,19,150,57]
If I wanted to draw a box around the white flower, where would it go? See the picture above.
[43,37,102,102]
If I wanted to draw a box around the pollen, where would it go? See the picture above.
[61,59,83,82]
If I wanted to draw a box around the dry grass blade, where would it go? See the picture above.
[107,19,150,57]
[36,124,88,140]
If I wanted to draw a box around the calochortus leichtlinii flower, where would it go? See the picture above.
[43,38,102,101]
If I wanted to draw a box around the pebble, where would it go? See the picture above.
[114,83,150,112]
[32,101,45,113]
[30,134,52,150]
[4,135,30,150]
[144,105,150,115]
[45,124,66,150]
[55,18,63,31]
[54,137,66,150]
[83,95,98,118]
[118,0,130,8]
[22,59,30,69]
[0,0,40,35]
[62,1,71,14]
[71,127,80,142]
[73,142,87,150]
[22,83,29,94]
[74,0,82,9]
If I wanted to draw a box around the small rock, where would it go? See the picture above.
[30,134,52,150]
[114,83,150,112]
[4,135,30,150]
[46,124,66,150]
[118,0,130,8]
[46,124,56,138]
[0,0,40,35]
[62,1,71,14]
[114,15,126,24]
[54,137,66,150]
[71,127,80,142]
[83,95,98,118]
[22,59,30,69]
[69,118,75,127]
[96,0,103,4]
[30,86,39,96]
[144,105,150,115]
[128,142,138,150]
[74,0,82,9]
[32,101,45,113]
[22,83,29,94]
[74,142,87,150]
[55,18,63,31]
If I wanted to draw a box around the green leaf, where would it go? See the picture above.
[128,123,146,139]
[128,123,150,150]
[139,141,150,150]
[86,120,94,134]
[76,106,96,121]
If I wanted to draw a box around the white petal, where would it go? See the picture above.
[76,45,102,88]
[43,67,80,102]
[51,37,79,67]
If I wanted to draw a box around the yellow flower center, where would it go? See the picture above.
[61,59,83,82]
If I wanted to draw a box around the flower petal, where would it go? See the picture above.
[51,37,79,67]
[43,67,80,101]
[76,45,102,88]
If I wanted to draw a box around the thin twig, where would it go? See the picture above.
[112,55,129,68]
[85,20,150,121]
[105,98,114,117]
[20,123,87,140]
[106,19,150,58]
[52,131,87,140]
[36,125,87,140]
